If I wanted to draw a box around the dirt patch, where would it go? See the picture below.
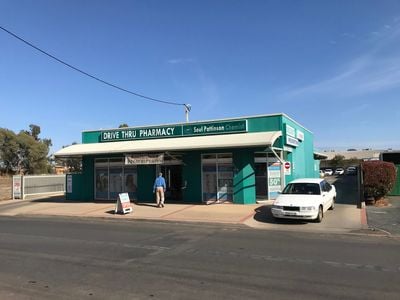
[0,177,12,200]
[374,198,390,207]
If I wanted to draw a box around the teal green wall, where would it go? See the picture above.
[66,156,94,201]
[82,131,101,144]
[82,156,94,200]
[137,165,156,202]
[233,149,256,204]
[246,115,282,133]
[389,165,400,196]
[66,174,84,200]
[182,152,202,203]
[82,114,283,144]
[282,116,317,184]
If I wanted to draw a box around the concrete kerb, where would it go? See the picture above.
[0,199,373,236]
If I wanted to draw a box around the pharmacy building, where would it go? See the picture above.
[55,113,324,204]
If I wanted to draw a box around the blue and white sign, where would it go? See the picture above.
[285,124,296,137]
[268,164,281,199]
[286,136,300,147]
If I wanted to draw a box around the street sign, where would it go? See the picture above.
[284,161,291,176]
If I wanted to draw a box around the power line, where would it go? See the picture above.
[0,25,187,107]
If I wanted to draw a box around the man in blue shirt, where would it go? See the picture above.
[153,172,166,207]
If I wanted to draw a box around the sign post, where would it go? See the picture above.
[284,161,291,176]
[115,193,133,214]
[12,175,23,199]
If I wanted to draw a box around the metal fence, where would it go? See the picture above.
[13,175,66,199]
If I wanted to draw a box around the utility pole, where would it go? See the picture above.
[184,104,191,122]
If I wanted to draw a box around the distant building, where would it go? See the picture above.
[322,150,381,161]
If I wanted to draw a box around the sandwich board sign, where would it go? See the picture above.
[115,193,133,214]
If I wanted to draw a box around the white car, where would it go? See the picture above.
[334,168,345,175]
[271,178,336,222]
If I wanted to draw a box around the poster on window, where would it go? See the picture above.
[13,176,22,199]
[268,164,281,199]
[67,175,72,193]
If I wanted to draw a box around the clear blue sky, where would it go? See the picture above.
[1,0,400,153]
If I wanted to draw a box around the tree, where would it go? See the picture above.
[118,123,129,128]
[58,142,82,173]
[330,155,345,168]
[0,125,52,175]
[17,131,49,174]
[29,124,41,141]
[362,161,397,200]
[0,128,20,174]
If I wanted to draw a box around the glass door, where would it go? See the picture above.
[124,167,137,201]
[109,167,123,200]
[95,167,108,199]
[255,163,267,198]
[202,153,233,203]
[160,165,183,201]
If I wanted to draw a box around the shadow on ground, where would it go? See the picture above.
[30,195,69,203]
[325,175,358,205]
[253,204,309,225]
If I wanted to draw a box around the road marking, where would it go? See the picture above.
[181,248,400,273]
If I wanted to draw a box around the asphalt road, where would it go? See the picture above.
[324,174,359,205]
[0,216,399,299]
[367,196,400,236]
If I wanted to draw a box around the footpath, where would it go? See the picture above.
[0,195,368,235]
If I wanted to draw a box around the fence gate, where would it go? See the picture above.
[12,175,66,199]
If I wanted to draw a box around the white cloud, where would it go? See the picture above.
[167,58,194,64]
[280,22,400,100]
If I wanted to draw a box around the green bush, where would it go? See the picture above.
[362,161,397,200]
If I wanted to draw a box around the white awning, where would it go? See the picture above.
[54,131,282,158]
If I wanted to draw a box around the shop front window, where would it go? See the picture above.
[95,168,108,199]
[109,167,123,200]
[202,153,233,203]
[124,167,137,200]
[94,159,137,201]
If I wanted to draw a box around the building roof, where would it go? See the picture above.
[321,150,381,160]
[54,131,282,158]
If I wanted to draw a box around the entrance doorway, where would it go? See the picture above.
[159,165,183,201]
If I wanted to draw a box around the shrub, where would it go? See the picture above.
[362,161,397,200]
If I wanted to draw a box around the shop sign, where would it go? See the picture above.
[286,136,300,147]
[67,175,73,193]
[100,120,247,142]
[125,154,164,165]
[115,193,133,214]
[101,125,182,142]
[285,124,296,137]
[183,120,247,136]
[297,130,304,141]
